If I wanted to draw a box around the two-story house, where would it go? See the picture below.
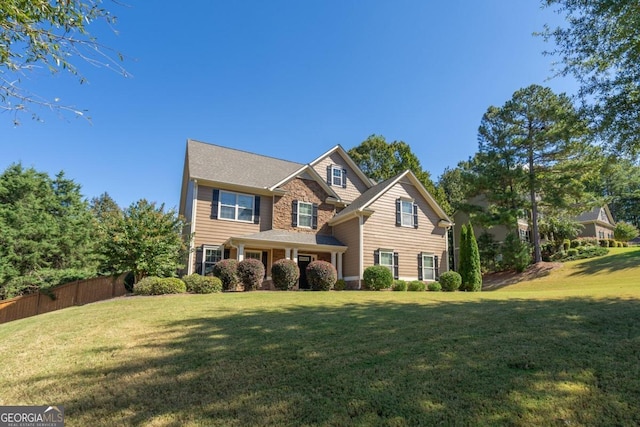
[179,139,452,289]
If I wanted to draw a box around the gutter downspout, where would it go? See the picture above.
[187,179,198,275]
[358,213,364,289]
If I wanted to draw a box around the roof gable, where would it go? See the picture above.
[329,170,452,226]
[309,145,374,189]
[575,205,615,226]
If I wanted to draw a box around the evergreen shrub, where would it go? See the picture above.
[271,259,299,290]
[363,265,393,290]
[427,282,442,292]
[334,279,346,291]
[392,280,407,291]
[237,259,265,291]
[183,274,222,293]
[134,277,186,295]
[212,259,239,290]
[439,271,462,292]
[407,280,426,291]
[306,260,337,291]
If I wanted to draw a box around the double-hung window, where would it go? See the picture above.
[298,202,313,228]
[203,246,222,275]
[396,199,418,228]
[327,164,347,188]
[421,253,435,281]
[220,191,254,222]
[379,251,394,272]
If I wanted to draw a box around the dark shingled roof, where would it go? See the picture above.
[187,139,303,188]
[235,229,346,247]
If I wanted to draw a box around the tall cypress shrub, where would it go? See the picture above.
[458,223,469,290]
[467,224,483,292]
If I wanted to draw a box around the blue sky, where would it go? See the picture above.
[1,1,576,210]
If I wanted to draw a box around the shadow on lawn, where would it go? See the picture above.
[27,297,640,426]
[569,249,640,276]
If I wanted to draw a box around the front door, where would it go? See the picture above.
[298,255,312,289]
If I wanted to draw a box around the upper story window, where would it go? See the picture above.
[396,199,418,228]
[211,189,260,224]
[292,200,318,229]
[298,201,313,228]
[327,164,347,188]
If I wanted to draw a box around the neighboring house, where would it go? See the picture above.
[574,205,616,240]
[178,139,452,289]
[451,194,529,270]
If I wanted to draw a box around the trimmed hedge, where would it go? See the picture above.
[407,280,426,291]
[392,280,407,291]
[427,282,442,292]
[212,259,239,291]
[134,277,186,295]
[306,260,337,291]
[334,279,347,291]
[237,259,265,291]
[363,265,393,290]
[271,259,300,290]
[182,274,222,293]
[439,271,462,292]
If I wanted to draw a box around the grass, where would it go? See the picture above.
[0,247,639,426]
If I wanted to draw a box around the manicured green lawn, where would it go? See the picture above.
[1,248,639,426]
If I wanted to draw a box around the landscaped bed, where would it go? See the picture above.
[0,248,638,426]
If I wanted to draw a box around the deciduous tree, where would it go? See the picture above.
[97,199,189,282]
[349,135,451,214]
[0,0,126,123]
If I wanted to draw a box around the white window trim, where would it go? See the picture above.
[379,250,394,273]
[245,250,262,260]
[297,201,313,229]
[422,253,436,281]
[331,165,344,187]
[400,199,414,227]
[202,245,223,276]
[219,190,254,223]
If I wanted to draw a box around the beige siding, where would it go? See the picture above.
[312,152,370,202]
[193,184,272,247]
[363,180,447,280]
[333,217,361,278]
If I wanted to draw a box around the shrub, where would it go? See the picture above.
[334,279,346,291]
[1,268,97,299]
[306,260,337,291]
[567,248,578,257]
[502,232,532,273]
[363,265,393,291]
[427,282,442,292]
[182,274,222,293]
[570,240,580,248]
[392,280,407,291]
[623,242,629,247]
[608,239,616,247]
[563,239,571,251]
[212,259,239,291]
[439,271,462,292]
[599,239,608,247]
[237,259,265,291]
[271,259,299,290]
[407,280,426,291]
[551,251,566,261]
[134,277,186,295]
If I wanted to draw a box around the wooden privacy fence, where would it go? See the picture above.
[0,274,128,324]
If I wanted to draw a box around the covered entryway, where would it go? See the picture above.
[297,254,315,289]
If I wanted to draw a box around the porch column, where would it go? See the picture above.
[285,248,291,260]
[337,252,343,279]
[331,252,337,269]
[292,248,298,263]
[238,244,245,262]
